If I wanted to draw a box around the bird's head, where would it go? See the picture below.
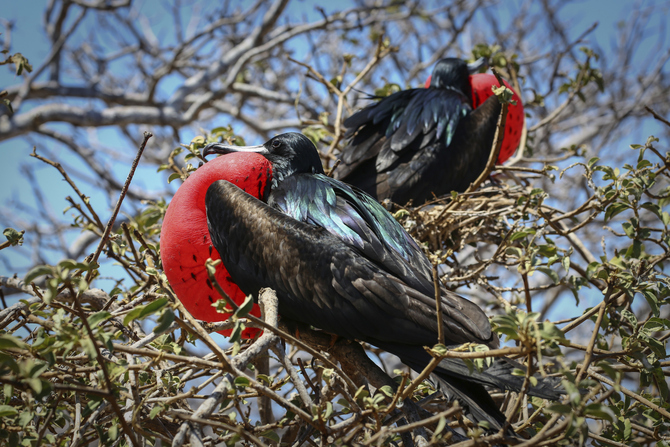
[204,132,324,187]
[425,57,487,95]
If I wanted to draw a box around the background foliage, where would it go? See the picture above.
[1,0,669,445]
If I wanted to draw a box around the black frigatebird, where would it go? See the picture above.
[198,132,559,431]
[336,57,524,205]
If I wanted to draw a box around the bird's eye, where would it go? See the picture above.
[272,140,281,149]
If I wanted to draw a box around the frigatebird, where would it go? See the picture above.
[336,57,524,205]
[198,132,560,431]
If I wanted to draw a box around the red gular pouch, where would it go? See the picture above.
[424,72,525,164]
[468,73,524,164]
[160,152,272,338]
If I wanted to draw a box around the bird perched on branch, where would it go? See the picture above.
[181,132,560,432]
[336,57,524,205]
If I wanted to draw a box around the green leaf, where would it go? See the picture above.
[624,240,642,259]
[123,298,168,325]
[3,228,24,246]
[378,385,394,398]
[587,157,600,168]
[621,222,635,238]
[322,401,334,420]
[0,405,17,417]
[234,295,254,319]
[641,202,663,220]
[354,386,369,402]
[539,322,566,341]
[24,265,53,285]
[153,308,175,334]
[393,209,409,219]
[139,298,168,319]
[535,266,559,284]
[108,425,118,442]
[643,318,668,332]
[646,338,666,360]
[605,203,631,221]
[3,53,33,75]
[229,321,244,344]
[210,127,228,135]
[259,430,280,443]
[621,309,637,327]
[167,172,182,184]
[433,416,446,437]
[78,277,88,293]
[430,344,448,356]
[87,311,111,328]
[505,247,523,258]
[562,256,570,273]
[149,404,164,419]
[256,374,273,385]
[595,361,619,382]
[636,158,652,169]
[623,418,632,439]
[492,85,515,104]
[510,230,532,241]
[584,403,615,422]
[336,398,351,413]
[3,382,13,400]
[477,420,492,430]
[234,376,250,387]
[191,135,205,146]
[651,365,669,399]
[123,307,144,326]
[0,335,27,351]
[24,378,43,394]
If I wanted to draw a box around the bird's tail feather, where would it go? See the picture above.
[387,345,563,431]
[434,357,564,401]
[429,373,509,432]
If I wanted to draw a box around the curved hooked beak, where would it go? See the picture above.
[467,57,488,74]
[202,142,269,159]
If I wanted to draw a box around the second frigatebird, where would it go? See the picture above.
[336,57,524,205]
[200,132,560,431]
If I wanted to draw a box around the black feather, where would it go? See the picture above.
[337,58,502,204]
[206,180,495,347]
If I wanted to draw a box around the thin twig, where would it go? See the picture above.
[86,131,153,282]
[432,263,444,345]
[644,106,670,127]
[30,148,105,229]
